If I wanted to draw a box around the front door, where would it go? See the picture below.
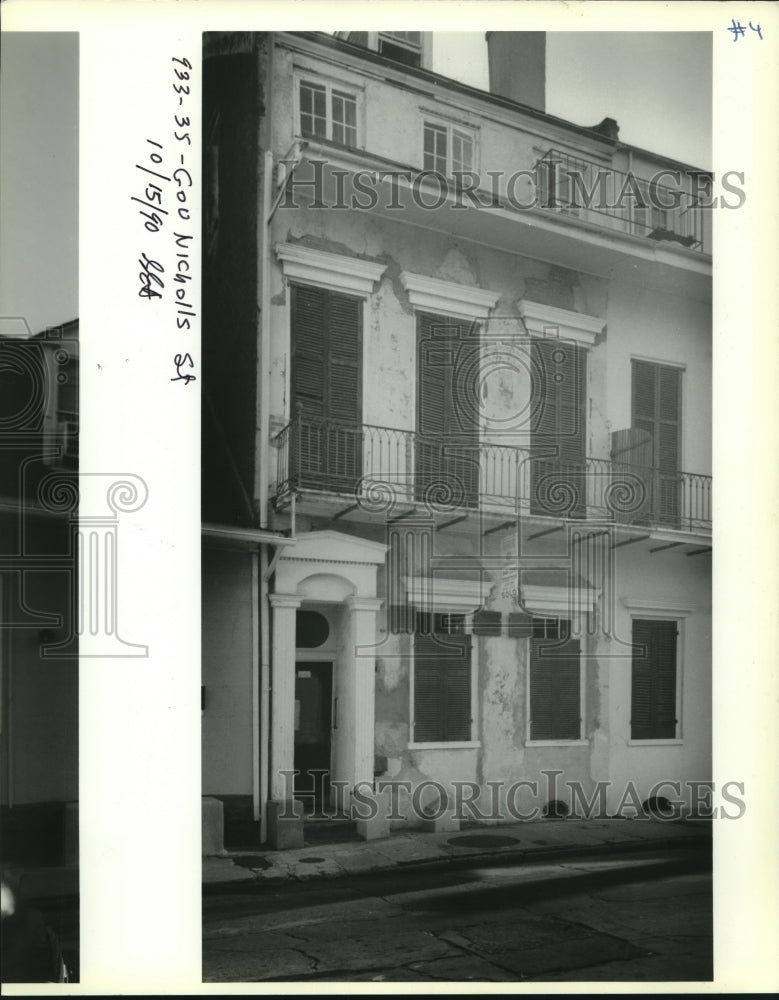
[293,661,333,812]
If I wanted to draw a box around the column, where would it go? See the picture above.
[338,597,382,798]
[268,593,302,802]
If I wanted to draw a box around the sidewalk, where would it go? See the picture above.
[202,817,712,890]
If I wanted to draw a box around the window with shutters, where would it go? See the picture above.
[630,618,679,740]
[297,78,359,147]
[415,312,480,508]
[290,284,363,492]
[530,338,587,518]
[528,619,583,742]
[631,359,682,527]
[411,611,475,745]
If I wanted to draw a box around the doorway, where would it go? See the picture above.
[293,661,333,813]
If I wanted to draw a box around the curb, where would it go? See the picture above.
[203,824,712,894]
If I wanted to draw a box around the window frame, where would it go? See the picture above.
[420,114,479,178]
[525,619,587,747]
[409,611,480,750]
[628,613,685,745]
[294,72,363,149]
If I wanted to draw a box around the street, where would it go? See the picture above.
[203,846,712,982]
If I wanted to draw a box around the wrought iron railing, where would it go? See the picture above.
[272,416,711,532]
[535,149,711,254]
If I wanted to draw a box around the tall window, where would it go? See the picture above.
[631,619,678,740]
[422,121,475,175]
[415,312,480,508]
[530,338,587,518]
[528,619,583,741]
[290,284,362,491]
[413,612,472,742]
[299,79,358,146]
[631,359,682,525]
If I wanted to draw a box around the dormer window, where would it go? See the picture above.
[378,31,423,67]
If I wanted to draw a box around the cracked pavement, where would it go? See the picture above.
[203,848,712,982]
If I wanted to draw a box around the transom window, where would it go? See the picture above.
[422,120,476,175]
[299,79,358,146]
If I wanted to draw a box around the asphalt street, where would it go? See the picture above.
[203,845,712,983]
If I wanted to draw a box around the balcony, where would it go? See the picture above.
[535,149,711,255]
[272,416,711,535]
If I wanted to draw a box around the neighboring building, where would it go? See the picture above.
[202,32,711,845]
[0,320,79,863]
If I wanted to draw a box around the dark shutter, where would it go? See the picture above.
[507,611,533,638]
[415,312,479,508]
[473,610,502,636]
[291,284,362,491]
[530,338,586,518]
[631,619,677,740]
[413,612,472,742]
[529,633,581,740]
[631,360,681,526]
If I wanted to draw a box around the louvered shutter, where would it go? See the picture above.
[529,634,581,740]
[415,313,478,508]
[631,619,677,739]
[413,613,472,742]
[291,285,327,485]
[631,360,681,526]
[530,339,586,517]
[326,292,362,489]
[291,285,362,491]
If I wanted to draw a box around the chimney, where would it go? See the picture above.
[485,32,545,113]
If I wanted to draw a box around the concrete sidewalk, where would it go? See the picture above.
[202,817,711,890]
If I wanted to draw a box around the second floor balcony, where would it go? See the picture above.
[272,415,711,536]
[535,149,711,255]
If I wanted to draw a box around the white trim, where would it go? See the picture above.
[628,739,684,747]
[525,739,589,748]
[400,271,499,322]
[276,243,386,296]
[522,584,599,616]
[403,575,486,612]
[419,113,480,177]
[517,298,603,348]
[408,741,481,751]
[623,599,696,617]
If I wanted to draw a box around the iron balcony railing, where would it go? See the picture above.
[535,149,711,254]
[272,416,711,533]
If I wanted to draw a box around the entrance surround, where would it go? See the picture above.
[270,531,387,805]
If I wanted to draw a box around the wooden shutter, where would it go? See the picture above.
[529,633,581,740]
[631,619,677,740]
[631,360,681,525]
[291,284,362,491]
[415,312,479,507]
[530,338,586,518]
[413,613,472,742]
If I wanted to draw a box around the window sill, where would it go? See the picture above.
[525,739,588,748]
[628,738,683,747]
[408,741,481,751]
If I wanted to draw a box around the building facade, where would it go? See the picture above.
[202,32,712,845]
